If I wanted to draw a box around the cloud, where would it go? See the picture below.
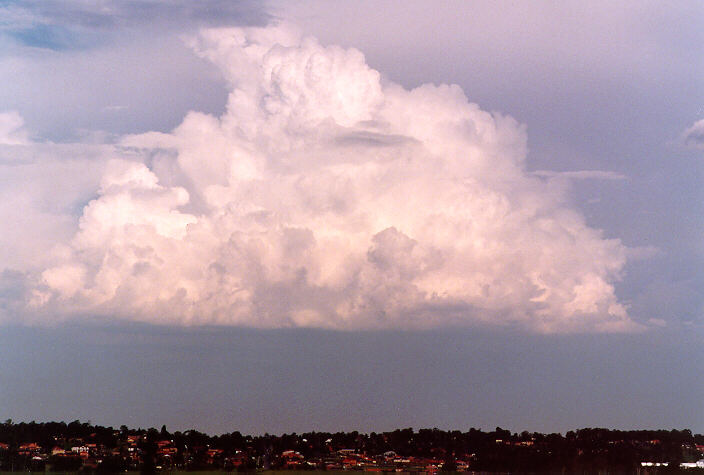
[0,151,111,275]
[682,119,704,150]
[0,112,116,276]
[1,1,270,37]
[102,105,128,112]
[647,318,667,328]
[0,1,270,140]
[10,24,639,333]
[532,170,627,181]
[0,110,29,144]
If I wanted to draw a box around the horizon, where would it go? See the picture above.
[2,418,702,438]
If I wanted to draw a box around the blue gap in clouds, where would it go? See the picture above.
[9,24,77,50]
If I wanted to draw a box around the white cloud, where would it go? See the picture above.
[11,24,639,333]
[0,145,111,273]
[0,110,29,144]
[682,119,704,150]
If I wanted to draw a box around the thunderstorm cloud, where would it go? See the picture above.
[8,24,637,333]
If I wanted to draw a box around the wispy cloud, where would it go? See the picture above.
[102,105,128,112]
[681,119,704,150]
[532,170,627,181]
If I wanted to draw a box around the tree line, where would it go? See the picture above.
[0,419,702,473]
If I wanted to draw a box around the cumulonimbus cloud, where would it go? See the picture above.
[25,23,638,333]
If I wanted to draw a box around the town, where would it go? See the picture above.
[1,420,703,473]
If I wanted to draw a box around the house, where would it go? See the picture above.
[18,443,41,456]
[282,450,305,468]
[228,451,249,468]
[157,440,177,456]
[206,448,224,464]
[51,446,66,456]
[71,446,90,458]
[680,459,704,469]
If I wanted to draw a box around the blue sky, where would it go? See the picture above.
[0,0,702,434]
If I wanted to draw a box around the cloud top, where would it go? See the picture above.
[26,24,636,333]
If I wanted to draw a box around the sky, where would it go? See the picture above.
[0,0,702,434]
